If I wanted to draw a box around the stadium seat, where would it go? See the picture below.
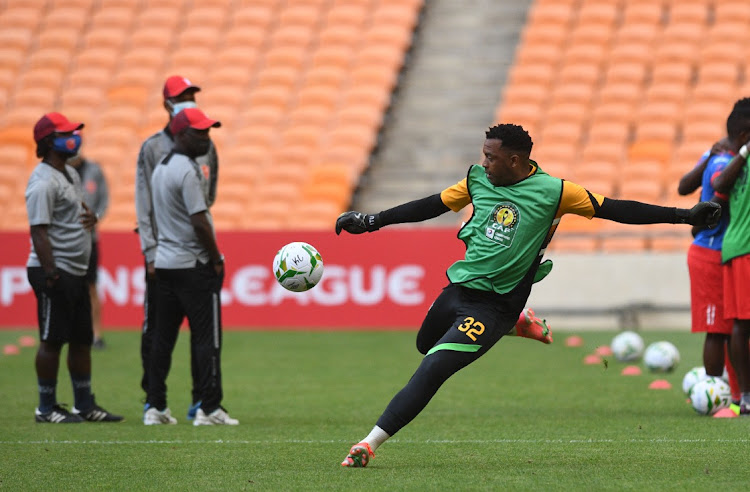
[628,140,673,166]
[231,5,275,30]
[295,85,339,110]
[580,142,627,166]
[36,27,80,51]
[558,63,601,86]
[696,61,741,86]
[90,7,136,30]
[66,67,112,91]
[271,24,315,49]
[224,26,267,50]
[587,122,631,146]
[184,6,228,29]
[0,28,34,53]
[263,45,308,69]
[622,3,663,26]
[526,2,576,27]
[0,48,26,71]
[548,235,600,253]
[281,124,324,149]
[549,83,595,106]
[176,26,223,51]
[365,23,415,52]
[681,121,724,144]
[644,82,689,105]
[350,65,398,92]
[607,42,651,65]
[82,28,128,51]
[12,87,58,109]
[603,63,648,86]
[508,63,556,87]
[682,102,730,126]
[74,47,120,71]
[519,22,568,49]
[247,86,292,111]
[598,221,649,253]
[42,7,90,30]
[336,105,383,129]
[325,5,370,29]
[286,104,329,127]
[304,65,348,88]
[501,83,549,107]
[256,66,300,90]
[667,3,709,26]
[637,102,682,125]
[1,8,42,30]
[650,62,694,85]
[654,41,697,65]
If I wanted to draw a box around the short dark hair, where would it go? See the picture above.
[35,136,51,158]
[727,97,750,140]
[485,124,533,154]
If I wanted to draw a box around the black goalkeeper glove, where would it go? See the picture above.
[335,211,381,235]
[675,201,721,229]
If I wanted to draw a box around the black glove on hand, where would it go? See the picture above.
[676,201,721,229]
[335,211,381,235]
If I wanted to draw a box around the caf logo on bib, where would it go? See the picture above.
[485,202,520,247]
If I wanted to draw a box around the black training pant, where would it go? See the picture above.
[147,263,224,413]
[376,283,526,436]
[140,260,200,403]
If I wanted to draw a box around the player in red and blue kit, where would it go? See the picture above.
[679,143,740,403]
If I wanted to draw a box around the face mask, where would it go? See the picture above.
[51,135,82,156]
[193,139,211,157]
[169,100,197,116]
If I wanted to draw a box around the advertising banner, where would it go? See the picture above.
[1,230,465,330]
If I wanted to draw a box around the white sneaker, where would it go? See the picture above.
[143,407,178,425]
[193,407,239,426]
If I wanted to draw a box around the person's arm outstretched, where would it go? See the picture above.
[335,194,450,235]
[594,197,721,227]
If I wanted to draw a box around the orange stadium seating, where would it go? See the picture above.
[496,0,749,252]
[0,0,424,231]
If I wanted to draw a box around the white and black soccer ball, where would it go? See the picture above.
[610,331,645,362]
[272,242,324,292]
[682,366,707,396]
[689,376,732,415]
[643,341,680,373]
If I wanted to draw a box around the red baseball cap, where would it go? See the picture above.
[33,112,84,143]
[163,75,201,99]
[170,107,221,134]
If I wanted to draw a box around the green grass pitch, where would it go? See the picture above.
[1,328,749,490]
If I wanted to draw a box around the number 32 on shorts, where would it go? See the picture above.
[458,317,485,341]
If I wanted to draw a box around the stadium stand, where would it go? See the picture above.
[496,0,749,252]
[0,0,424,231]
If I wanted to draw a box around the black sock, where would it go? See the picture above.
[38,378,57,413]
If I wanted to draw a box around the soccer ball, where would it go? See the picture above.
[643,341,680,372]
[272,242,324,292]
[689,376,731,415]
[610,331,645,362]
[681,366,707,395]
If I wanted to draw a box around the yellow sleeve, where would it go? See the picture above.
[440,178,472,212]
[557,181,606,219]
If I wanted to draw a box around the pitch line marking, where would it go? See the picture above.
[1,438,749,445]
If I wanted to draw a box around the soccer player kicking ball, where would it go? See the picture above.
[335,124,721,467]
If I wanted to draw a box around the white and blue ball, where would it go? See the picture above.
[681,366,707,395]
[689,376,731,415]
[272,242,324,292]
[610,331,645,362]
[643,341,680,373]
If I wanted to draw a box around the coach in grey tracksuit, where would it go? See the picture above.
[145,107,237,426]
[70,155,109,346]
[134,76,218,409]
